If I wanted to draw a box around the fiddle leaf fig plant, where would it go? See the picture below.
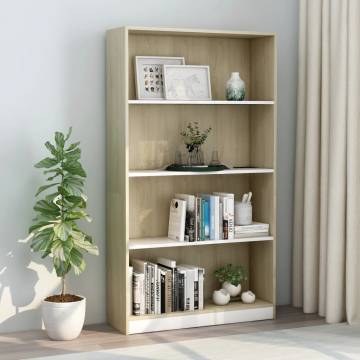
[25,127,98,298]
[214,264,247,286]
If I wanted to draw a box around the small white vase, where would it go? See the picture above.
[222,281,241,297]
[241,291,256,304]
[42,297,86,340]
[212,289,230,306]
[226,72,245,101]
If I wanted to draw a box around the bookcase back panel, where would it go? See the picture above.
[128,34,251,100]
[129,175,250,239]
[130,243,250,301]
[129,105,250,170]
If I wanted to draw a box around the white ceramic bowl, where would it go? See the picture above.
[222,282,241,297]
[241,291,256,304]
[212,289,231,306]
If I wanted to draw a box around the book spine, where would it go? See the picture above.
[178,271,185,311]
[173,268,179,311]
[204,200,210,240]
[160,270,165,314]
[228,197,234,240]
[209,197,215,240]
[155,266,160,314]
[128,266,133,316]
[200,200,205,240]
[219,202,223,240]
[195,197,201,241]
[133,273,144,316]
[150,265,155,314]
[198,269,204,310]
[187,270,195,311]
[165,271,172,313]
[145,264,150,314]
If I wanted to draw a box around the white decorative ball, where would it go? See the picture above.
[212,289,231,306]
[241,291,256,304]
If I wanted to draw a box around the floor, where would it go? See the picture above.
[0,306,325,360]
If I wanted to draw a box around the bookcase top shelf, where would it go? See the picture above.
[128,100,274,105]
[129,236,274,250]
[129,168,274,178]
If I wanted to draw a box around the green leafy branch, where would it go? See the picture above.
[24,127,98,297]
[180,122,212,153]
[214,264,247,286]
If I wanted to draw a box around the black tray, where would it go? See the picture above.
[165,164,229,172]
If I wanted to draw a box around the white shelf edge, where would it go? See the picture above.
[129,235,273,250]
[128,100,274,105]
[128,303,273,334]
[129,168,274,178]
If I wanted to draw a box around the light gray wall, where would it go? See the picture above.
[0,0,298,332]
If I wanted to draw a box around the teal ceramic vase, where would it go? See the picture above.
[226,72,245,101]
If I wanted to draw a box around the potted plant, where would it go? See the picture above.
[214,264,247,297]
[23,128,99,340]
[180,121,211,166]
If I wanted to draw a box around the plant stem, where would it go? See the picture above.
[61,276,66,296]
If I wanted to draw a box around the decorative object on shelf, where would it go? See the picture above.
[134,56,185,100]
[209,150,221,166]
[226,72,246,101]
[180,121,211,166]
[241,290,256,304]
[163,65,212,100]
[214,264,248,297]
[21,127,99,340]
[165,164,229,172]
[212,289,231,306]
[235,192,253,225]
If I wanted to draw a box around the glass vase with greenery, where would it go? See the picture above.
[180,121,211,166]
[23,128,99,301]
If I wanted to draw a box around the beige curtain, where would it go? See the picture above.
[293,0,360,324]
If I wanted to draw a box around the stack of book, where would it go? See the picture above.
[168,192,235,242]
[131,257,205,316]
[234,222,270,238]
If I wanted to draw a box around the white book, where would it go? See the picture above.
[133,271,145,316]
[178,265,196,311]
[128,266,133,316]
[175,194,196,242]
[235,232,269,239]
[214,193,234,240]
[219,202,223,240]
[157,257,176,268]
[168,198,186,241]
[156,267,161,315]
[235,222,269,232]
[198,268,205,310]
[199,194,219,240]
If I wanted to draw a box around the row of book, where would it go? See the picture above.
[169,192,235,242]
[130,257,205,316]
[168,192,270,242]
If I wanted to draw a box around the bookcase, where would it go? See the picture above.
[106,26,276,335]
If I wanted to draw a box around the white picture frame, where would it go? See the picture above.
[134,56,185,100]
[163,65,212,101]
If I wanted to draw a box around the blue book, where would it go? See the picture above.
[200,194,220,240]
[203,200,210,240]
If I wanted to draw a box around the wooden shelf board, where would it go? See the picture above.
[129,235,273,250]
[128,299,274,334]
[129,168,274,178]
[128,100,274,105]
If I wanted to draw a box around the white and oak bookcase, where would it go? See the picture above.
[106,26,277,335]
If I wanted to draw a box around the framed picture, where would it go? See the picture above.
[163,65,212,101]
[134,56,185,100]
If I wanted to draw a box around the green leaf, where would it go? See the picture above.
[52,238,73,261]
[45,141,58,157]
[64,148,81,162]
[54,222,72,241]
[62,176,84,196]
[34,200,60,216]
[72,233,99,256]
[66,141,80,152]
[63,161,86,177]
[69,247,85,275]
[55,132,65,149]
[35,183,59,196]
[65,127,72,141]
[34,157,58,169]
[31,228,53,252]
[53,257,71,277]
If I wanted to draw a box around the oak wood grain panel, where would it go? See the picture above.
[106,27,129,334]
[129,105,250,170]
[129,174,250,239]
[128,34,251,100]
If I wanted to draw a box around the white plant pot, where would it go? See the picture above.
[42,296,86,341]
[212,289,230,306]
[241,291,256,304]
[222,281,241,297]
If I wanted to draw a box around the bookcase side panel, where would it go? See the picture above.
[106,27,129,334]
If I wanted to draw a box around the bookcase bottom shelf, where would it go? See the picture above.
[128,299,273,334]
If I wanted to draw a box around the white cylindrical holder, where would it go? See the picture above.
[235,201,252,225]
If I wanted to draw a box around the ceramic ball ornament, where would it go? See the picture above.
[241,290,256,304]
[222,281,241,297]
[212,289,231,306]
